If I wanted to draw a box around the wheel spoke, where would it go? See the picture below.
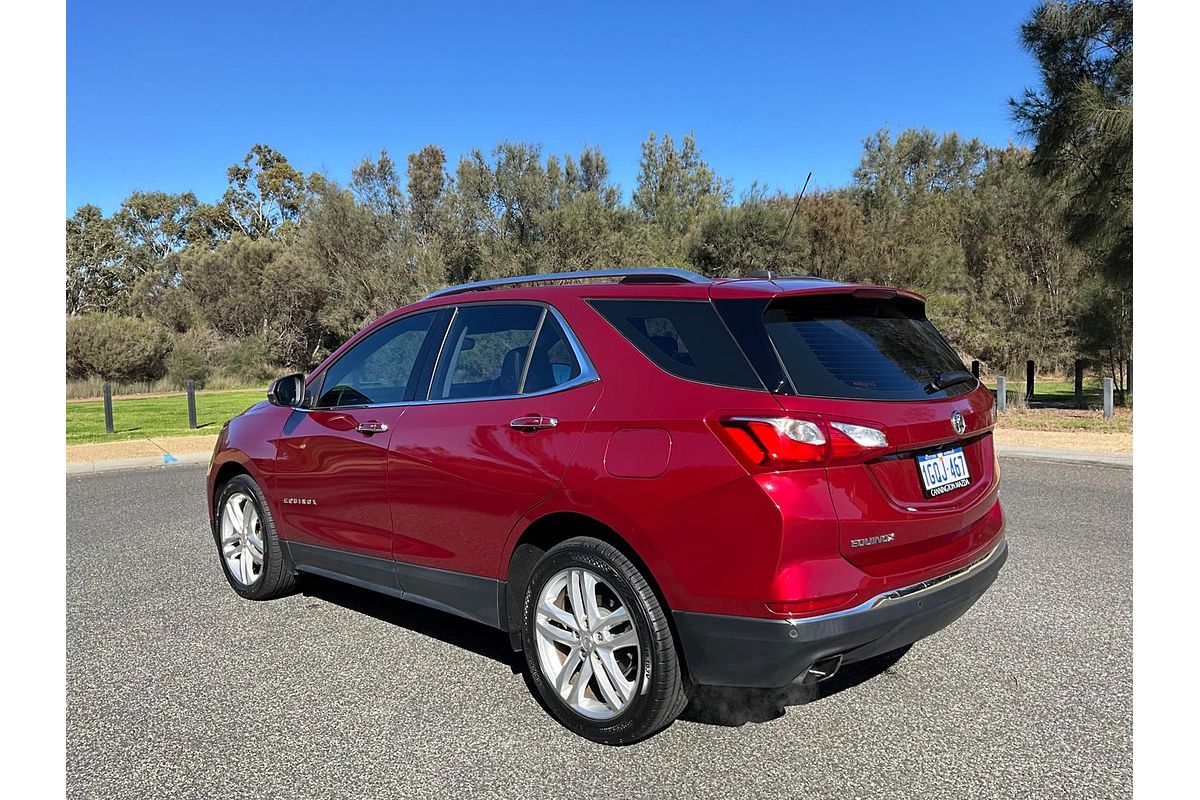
[555,647,583,697]
[535,617,578,645]
[604,628,637,649]
[221,505,240,542]
[243,504,259,545]
[595,647,635,704]
[239,550,253,584]
[228,497,246,534]
[590,652,628,711]
[582,570,603,630]
[568,653,594,706]
[538,597,579,633]
[595,605,629,634]
[245,536,264,565]
[567,569,588,630]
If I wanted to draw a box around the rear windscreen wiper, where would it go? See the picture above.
[924,370,975,394]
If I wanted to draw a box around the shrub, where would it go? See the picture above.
[165,340,210,389]
[220,335,276,383]
[66,314,173,382]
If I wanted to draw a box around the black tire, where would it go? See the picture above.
[521,537,687,744]
[213,474,297,600]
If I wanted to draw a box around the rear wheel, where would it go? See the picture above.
[214,474,296,600]
[521,537,687,744]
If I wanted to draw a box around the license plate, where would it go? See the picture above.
[916,447,971,498]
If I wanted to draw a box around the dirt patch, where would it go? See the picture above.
[66,434,219,463]
[993,428,1132,454]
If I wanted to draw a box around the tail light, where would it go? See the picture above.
[717,415,889,471]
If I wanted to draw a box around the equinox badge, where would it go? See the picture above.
[850,533,896,548]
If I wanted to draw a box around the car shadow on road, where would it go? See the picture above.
[297,575,910,730]
[297,575,520,671]
[679,645,913,728]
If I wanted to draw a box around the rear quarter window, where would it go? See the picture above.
[587,299,762,390]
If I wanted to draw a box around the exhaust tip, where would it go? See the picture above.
[799,654,844,684]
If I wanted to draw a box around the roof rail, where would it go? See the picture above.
[422,267,710,300]
[743,269,836,283]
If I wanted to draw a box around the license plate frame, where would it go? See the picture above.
[915,447,972,498]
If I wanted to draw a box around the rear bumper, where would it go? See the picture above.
[673,538,1008,688]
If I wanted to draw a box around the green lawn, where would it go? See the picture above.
[66,389,266,444]
[980,377,1105,405]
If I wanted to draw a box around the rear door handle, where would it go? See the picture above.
[509,415,558,432]
[356,420,389,435]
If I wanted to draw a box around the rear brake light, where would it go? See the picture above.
[717,416,890,470]
[722,417,827,467]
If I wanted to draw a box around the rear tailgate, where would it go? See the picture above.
[714,284,1004,578]
[773,390,1001,576]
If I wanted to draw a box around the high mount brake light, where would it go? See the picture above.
[718,416,889,470]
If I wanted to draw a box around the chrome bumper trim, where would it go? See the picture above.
[786,538,1007,627]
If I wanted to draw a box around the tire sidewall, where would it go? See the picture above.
[521,543,659,743]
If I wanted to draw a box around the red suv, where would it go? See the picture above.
[207,267,1006,744]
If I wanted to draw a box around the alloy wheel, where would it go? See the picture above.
[220,492,264,587]
[534,567,642,719]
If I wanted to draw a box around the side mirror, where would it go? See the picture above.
[267,373,307,408]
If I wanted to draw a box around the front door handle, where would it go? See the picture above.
[509,415,558,432]
[356,420,389,435]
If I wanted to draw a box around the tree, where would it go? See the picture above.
[406,145,448,239]
[66,205,127,315]
[1010,0,1132,283]
[181,236,327,368]
[351,148,406,220]
[959,145,1088,371]
[633,132,730,252]
[219,144,307,239]
[300,178,440,344]
[850,128,984,291]
[685,187,806,278]
[113,191,197,264]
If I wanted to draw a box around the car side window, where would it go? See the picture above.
[315,312,435,408]
[428,304,586,400]
[430,304,543,400]
[521,313,582,393]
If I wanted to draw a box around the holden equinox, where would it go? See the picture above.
[207,267,1007,744]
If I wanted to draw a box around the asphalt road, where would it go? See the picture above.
[67,458,1132,800]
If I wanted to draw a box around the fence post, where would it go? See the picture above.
[187,380,197,430]
[996,376,1006,413]
[1025,360,1035,402]
[103,383,114,434]
[1103,377,1114,419]
[1074,359,1085,409]
[971,360,980,378]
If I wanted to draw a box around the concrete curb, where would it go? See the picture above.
[66,451,211,476]
[996,445,1131,468]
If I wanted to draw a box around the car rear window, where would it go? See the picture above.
[588,299,762,390]
[762,295,975,400]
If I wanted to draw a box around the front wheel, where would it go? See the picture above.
[521,537,687,744]
[214,474,296,600]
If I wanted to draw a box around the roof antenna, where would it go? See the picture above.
[751,171,812,281]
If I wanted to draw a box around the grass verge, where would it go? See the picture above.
[66,389,264,444]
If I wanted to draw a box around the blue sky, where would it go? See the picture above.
[67,0,1040,215]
